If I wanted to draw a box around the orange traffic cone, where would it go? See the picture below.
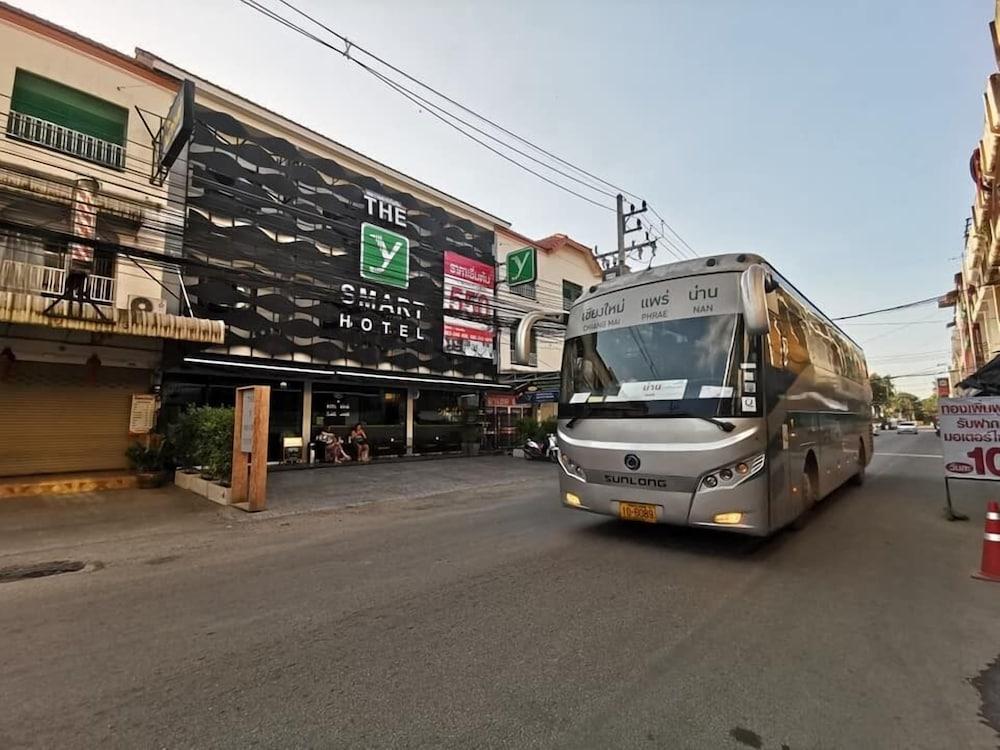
[972,501,1000,583]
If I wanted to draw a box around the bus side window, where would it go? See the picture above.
[785,311,810,375]
[768,297,792,369]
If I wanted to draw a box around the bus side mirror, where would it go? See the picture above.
[740,264,771,336]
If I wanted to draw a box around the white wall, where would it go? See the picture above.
[495,230,601,373]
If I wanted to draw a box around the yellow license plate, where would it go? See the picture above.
[619,502,658,523]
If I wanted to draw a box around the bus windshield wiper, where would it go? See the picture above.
[565,406,591,429]
[662,411,736,432]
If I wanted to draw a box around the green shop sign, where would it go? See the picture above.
[360,222,410,289]
[506,246,536,286]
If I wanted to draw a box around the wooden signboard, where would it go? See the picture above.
[231,385,270,512]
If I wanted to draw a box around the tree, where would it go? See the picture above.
[921,394,939,422]
[870,373,896,419]
[893,392,920,421]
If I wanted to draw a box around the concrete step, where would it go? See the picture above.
[0,470,138,498]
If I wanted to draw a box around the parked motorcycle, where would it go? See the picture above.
[524,433,558,462]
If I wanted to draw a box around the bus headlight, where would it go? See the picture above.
[559,451,587,482]
[700,453,766,492]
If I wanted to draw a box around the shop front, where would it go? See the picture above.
[310,383,405,459]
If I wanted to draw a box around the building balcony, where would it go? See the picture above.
[5,110,126,171]
[0,258,115,304]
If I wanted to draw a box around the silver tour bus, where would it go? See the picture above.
[556,254,873,536]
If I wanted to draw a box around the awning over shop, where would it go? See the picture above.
[179,355,509,390]
[0,291,225,344]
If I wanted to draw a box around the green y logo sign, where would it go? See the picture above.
[507,246,536,286]
[360,222,410,289]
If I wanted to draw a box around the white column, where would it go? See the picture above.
[301,380,313,462]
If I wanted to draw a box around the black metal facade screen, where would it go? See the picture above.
[182,106,496,379]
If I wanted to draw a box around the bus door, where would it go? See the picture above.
[764,293,808,529]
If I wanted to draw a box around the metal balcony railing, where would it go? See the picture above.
[6,110,126,170]
[0,258,116,304]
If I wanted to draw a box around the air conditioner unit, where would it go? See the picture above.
[126,294,167,314]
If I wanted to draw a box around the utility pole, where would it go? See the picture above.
[616,193,627,274]
[593,194,656,278]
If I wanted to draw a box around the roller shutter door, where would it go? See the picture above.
[0,362,151,477]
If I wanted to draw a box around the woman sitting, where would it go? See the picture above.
[350,422,371,463]
[317,426,351,464]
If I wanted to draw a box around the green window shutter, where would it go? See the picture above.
[10,69,127,146]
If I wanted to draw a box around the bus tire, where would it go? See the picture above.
[850,440,866,486]
[790,457,818,531]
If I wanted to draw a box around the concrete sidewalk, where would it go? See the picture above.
[0,456,557,561]
[263,455,555,518]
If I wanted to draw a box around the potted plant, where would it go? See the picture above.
[125,437,169,489]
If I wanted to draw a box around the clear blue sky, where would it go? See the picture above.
[16,0,992,396]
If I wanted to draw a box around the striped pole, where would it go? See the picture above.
[972,501,1000,582]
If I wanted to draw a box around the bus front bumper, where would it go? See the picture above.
[558,468,769,536]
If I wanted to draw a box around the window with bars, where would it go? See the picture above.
[562,280,583,309]
[6,69,128,169]
[510,281,536,300]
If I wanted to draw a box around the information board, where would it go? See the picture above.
[939,397,1000,479]
[240,390,255,454]
[128,394,157,434]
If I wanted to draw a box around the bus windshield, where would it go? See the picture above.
[560,314,740,406]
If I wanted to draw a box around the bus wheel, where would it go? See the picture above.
[850,440,866,486]
[790,461,818,531]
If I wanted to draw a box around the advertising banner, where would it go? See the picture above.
[939,397,1000,479]
[937,377,951,398]
[444,316,494,359]
[443,250,495,358]
[444,251,494,318]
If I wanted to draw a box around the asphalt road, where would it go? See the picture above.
[2,432,1000,749]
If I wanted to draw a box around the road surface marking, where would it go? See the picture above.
[875,452,942,459]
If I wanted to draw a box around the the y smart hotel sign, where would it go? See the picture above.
[360,192,410,289]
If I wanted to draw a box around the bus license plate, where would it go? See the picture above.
[619,502,658,523]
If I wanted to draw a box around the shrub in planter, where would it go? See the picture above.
[167,409,200,472]
[195,406,235,482]
[167,406,235,482]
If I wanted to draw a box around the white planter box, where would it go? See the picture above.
[174,471,231,505]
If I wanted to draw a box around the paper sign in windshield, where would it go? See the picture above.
[698,385,734,399]
[616,380,687,401]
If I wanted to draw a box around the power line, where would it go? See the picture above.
[236,0,695,252]
[359,62,615,213]
[267,0,634,199]
[833,295,942,321]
